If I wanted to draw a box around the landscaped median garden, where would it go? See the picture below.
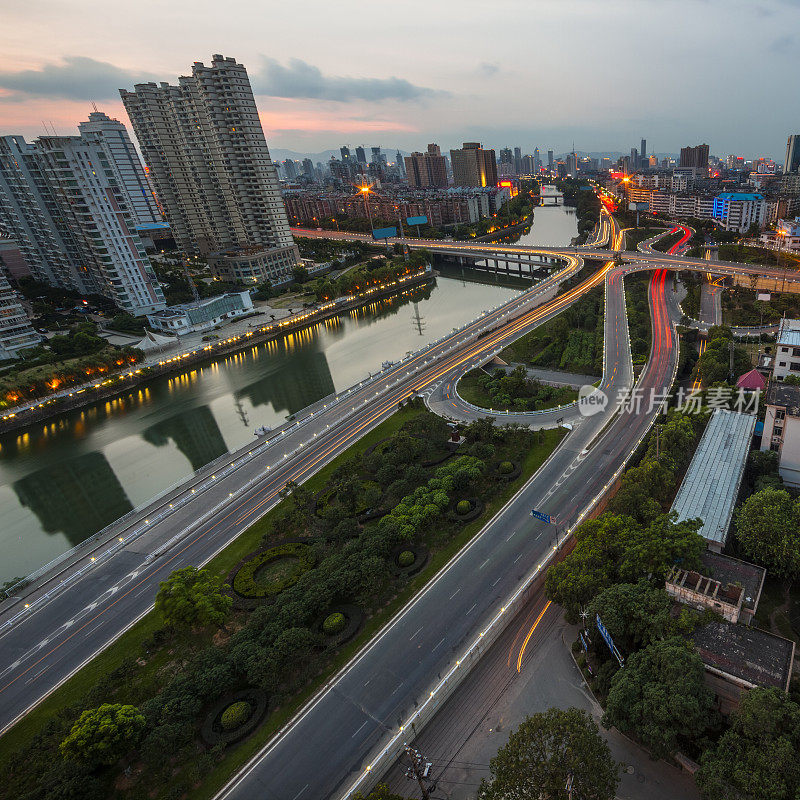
[0,400,565,800]
[458,365,577,412]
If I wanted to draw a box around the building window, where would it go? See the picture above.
[776,409,786,421]
[771,441,781,452]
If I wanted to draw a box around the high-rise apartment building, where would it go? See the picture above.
[450,142,498,188]
[521,155,535,175]
[395,150,405,177]
[785,135,800,175]
[513,146,522,175]
[640,138,647,161]
[0,130,165,315]
[534,148,541,171]
[0,268,39,359]
[78,111,162,226]
[547,150,554,170]
[355,146,366,164]
[680,143,710,170]
[120,55,299,285]
[404,143,448,189]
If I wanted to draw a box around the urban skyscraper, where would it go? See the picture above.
[120,55,299,285]
[547,150,554,170]
[450,143,498,187]
[0,126,166,316]
[404,144,447,188]
[78,111,162,226]
[640,138,647,161]
[785,135,800,175]
[680,143,710,170]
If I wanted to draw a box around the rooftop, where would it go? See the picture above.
[777,318,800,349]
[692,622,794,690]
[716,192,764,202]
[670,409,756,547]
[699,551,766,611]
[765,381,800,416]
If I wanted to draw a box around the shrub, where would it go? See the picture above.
[456,500,472,515]
[219,701,252,732]
[322,612,347,635]
[499,461,514,474]
[397,550,415,568]
[232,543,314,598]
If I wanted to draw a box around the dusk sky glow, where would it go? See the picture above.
[2,0,799,157]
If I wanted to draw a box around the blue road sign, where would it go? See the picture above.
[530,509,556,524]
[406,215,428,226]
[372,226,397,240]
[596,613,624,666]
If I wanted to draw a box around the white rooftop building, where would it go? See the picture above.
[670,409,757,551]
[771,318,800,382]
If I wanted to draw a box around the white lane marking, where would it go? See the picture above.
[291,785,309,800]
[466,603,476,615]
[514,553,523,563]
[492,577,501,587]
[352,721,368,738]
[409,627,423,641]
[506,530,517,541]
[432,637,445,651]
[479,558,490,570]
[449,588,461,600]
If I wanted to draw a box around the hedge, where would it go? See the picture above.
[232,543,315,599]
[220,701,252,732]
[322,612,346,635]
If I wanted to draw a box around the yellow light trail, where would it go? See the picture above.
[516,600,552,673]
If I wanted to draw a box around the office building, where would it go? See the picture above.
[513,146,522,175]
[521,154,536,175]
[680,143,710,170]
[0,269,39,359]
[547,150,554,170]
[640,138,647,161]
[631,147,639,169]
[340,146,351,163]
[712,192,766,233]
[355,146,366,164]
[0,131,165,315]
[785,135,800,175]
[450,142,498,187]
[395,150,405,177]
[566,152,578,177]
[120,55,299,284]
[77,111,161,225]
[404,144,448,189]
[534,148,541,172]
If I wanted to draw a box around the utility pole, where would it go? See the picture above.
[411,303,426,336]
[403,744,433,799]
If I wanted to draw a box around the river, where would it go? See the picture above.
[0,205,578,583]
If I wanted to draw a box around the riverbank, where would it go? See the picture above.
[0,268,435,435]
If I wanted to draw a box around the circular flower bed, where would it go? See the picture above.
[220,700,251,732]
[494,460,521,480]
[322,612,346,635]
[456,499,472,515]
[201,689,268,747]
[397,549,415,568]
[231,542,315,600]
[498,460,514,474]
[449,497,483,523]
[389,543,429,577]
[317,604,364,647]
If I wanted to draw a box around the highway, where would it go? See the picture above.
[0,211,789,799]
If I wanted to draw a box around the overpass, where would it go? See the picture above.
[0,211,790,800]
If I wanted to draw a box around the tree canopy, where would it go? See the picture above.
[60,704,146,766]
[478,707,619,800]
[735,487,800,581]
[696,688,800,800]
[602,637,714,759]
[545,513,704,622]
[154,566,232,630]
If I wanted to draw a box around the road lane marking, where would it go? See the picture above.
[352,721,368,738]
[449,588,460,600]
[409,627,423,641]
[466,603,476,615]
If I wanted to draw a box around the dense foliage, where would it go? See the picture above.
[155,566,232,630]
[602,638,714,759]
[478,708,619,800]
[692,325,750,386]
[459,365,576,411]
[60,704,146,767]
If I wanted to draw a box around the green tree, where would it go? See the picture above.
[696,688,800,800]
[545,513,704,622]
[351,785,408,800]
[587,581,671,655]
[602,638,713,759]
[60,703,146,766]
[735,488,800,581]
[478,707,619,800]
[155,566,232,630]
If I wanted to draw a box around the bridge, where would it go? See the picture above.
[0,209,792,800]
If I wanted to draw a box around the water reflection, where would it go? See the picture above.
[13,452,133,547]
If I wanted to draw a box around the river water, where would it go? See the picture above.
[0,206,578,582]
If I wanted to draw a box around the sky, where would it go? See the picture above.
[1,0,799,160]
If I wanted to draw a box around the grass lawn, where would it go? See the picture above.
[457,368,577,411]
[1,405,566,800]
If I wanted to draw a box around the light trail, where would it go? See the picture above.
[516,601,552,672]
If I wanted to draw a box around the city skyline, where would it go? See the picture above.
[1,0,799,158]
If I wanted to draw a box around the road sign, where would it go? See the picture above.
[406,215,428,226]
[530,509,556,524]
[372,226,397,240]
[596,613,624,666]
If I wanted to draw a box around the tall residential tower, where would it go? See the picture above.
[120,55,299,285]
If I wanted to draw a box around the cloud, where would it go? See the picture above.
[478,62,500,77]
[252,58,445,102]
[0,57,157,102]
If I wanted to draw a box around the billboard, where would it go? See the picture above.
[406,215,428,226]
[628,201,649,211]
[371,226,397,240]
[596,613,624,666]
